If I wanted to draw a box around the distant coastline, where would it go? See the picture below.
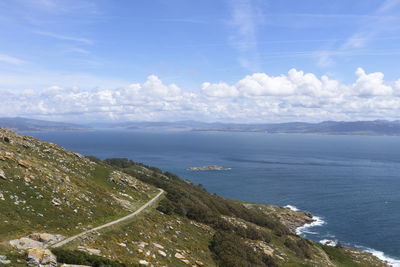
[3,117,400,136]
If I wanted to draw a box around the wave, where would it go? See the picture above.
[320,239,337,247]
[296,215,326,236]
[284,205,326,236]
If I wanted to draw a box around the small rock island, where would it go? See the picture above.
[187,165,231,171]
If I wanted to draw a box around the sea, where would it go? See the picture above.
[22,129,400,266]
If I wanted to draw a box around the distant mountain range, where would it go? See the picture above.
[2,117,400,135]
[112,119,400,136]
[0,117,89,131]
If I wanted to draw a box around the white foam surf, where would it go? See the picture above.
[284,205,299,211]
[296,215,326,236]
[355,246,400,267]
[319,239,337,247]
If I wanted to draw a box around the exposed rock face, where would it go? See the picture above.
[26,247,57,267]
[77,246,101,256]
[279,209,314,234]
[29,233,65,244]
[10,237,45,250]
[9,233,65,250]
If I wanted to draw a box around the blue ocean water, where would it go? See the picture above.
[23,130,400,264]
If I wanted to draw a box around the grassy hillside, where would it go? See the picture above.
[0,129,158,251]
[0,129,389,266]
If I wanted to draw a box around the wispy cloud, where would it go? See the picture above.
[227,0,264,71]
[0,54,26,65]
[317,0,400,66]
[34,30,93,45]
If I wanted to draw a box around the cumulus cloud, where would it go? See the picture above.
[353,68,393,96]
[1,69,400,122]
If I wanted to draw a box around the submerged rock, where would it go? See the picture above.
[187,165,231,171]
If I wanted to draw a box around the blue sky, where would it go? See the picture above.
[1,0,400,122]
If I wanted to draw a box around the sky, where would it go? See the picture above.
[1,0,400,123]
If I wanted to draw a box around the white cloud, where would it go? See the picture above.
[1,68,400,122]
[201,82,239,98]
[353,68,392,96]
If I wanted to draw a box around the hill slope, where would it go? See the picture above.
[0,129,389,266]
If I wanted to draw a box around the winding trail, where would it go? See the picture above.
[51,189,164,248]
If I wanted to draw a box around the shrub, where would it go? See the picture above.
[52,248,132,267]
[210,231,277,267]
[283,237,312,259]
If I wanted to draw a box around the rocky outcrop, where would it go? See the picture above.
[279,209,315,234]
[10,237,45,250]
[10,233,65,250]
[26,247,57,267]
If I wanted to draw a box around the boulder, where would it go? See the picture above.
[9,233,65,250]
[28,233,64,244]
[51,198,62,206]
[10,237,45,250]
[26,248,57,267]
[153,243,164,249]
[139,260,149,265]
[175,252,185,259]
[0,255,11,265]
[0,169,6,180]
[158,250,167,257]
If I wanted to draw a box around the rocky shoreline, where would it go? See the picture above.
[280,206,394,267]
[279,206,316,234]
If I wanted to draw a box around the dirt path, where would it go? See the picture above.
[51,189,164,248]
